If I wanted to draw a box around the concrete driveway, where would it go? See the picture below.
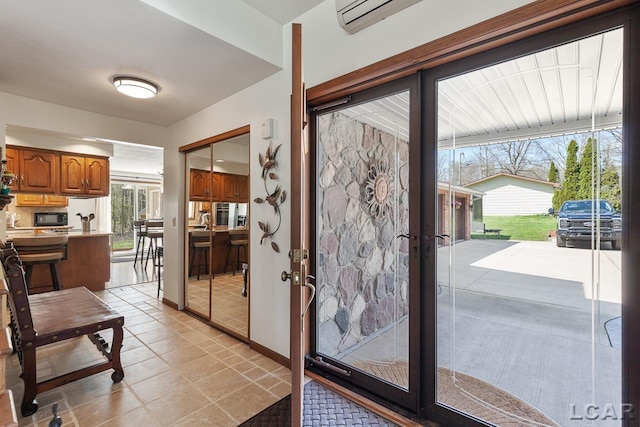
[343,239,623,426]
[437,239,622,426]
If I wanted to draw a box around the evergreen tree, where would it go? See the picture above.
[601,165,622,210]
[556,139,580,209]
[577,137,598,199]
[548,161,559,183]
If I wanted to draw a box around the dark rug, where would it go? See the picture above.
[240,381,397,426]
[353,361,559,427]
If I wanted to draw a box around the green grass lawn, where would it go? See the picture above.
[112,237,134,251]
[471,215,556,241]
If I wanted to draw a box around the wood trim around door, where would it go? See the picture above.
[178,125,250,152]
[289,22,306,427]
[306,0,634,106]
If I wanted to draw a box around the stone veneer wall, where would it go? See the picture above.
[317,111,410,357]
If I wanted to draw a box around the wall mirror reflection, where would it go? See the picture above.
[184,132,250,341]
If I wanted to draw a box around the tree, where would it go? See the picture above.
[554,139,580,210]
[577,137,597,200]
[491,140,535,176]
[548,161,559,183]
[601,165,621,210]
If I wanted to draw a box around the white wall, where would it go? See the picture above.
[165,0,533,358]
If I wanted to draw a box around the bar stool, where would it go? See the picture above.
[133,220,146,266]
[155,245,163,298]
[144,220,163,268]
[224,229,248,275]
[12,235,68,292]
[190,230,214,280]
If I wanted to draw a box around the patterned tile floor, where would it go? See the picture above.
[6,282,290,427]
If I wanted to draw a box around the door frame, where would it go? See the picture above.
[421,7,640,426]
[307,74,422,412]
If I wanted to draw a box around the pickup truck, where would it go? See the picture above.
[555,200,622,249]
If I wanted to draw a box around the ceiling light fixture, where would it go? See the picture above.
[112,76,158,99]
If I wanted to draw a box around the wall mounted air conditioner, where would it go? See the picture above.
[336,0,421,34]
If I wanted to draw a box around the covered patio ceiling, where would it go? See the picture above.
[340,27,622,147]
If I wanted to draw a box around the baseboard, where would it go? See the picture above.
[161,298,178,310]
[249,340,290,369]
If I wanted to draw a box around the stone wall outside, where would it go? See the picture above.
[317,112,410,357]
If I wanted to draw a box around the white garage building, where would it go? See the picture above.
[465,173,557,216]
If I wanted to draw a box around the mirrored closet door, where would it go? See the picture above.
[184,132,250,341]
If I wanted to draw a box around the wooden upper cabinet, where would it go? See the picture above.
[219,173,249,202]
[221,173,238,201]
[211,172,222,202]
[190,169,211,201]
[5,147,18,175]
[236,175,249,202]
[84,157,109,196]
[18,149,59,193]
[60,155,84,195]
[60,155,109,196]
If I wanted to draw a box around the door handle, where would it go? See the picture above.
[281,270,300,285]
[423,234,449,241]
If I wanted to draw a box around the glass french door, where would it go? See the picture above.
[433,28,623,426]
[311,77,419,410]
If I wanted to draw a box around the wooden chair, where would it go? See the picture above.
[1,248,125,417]
[12,235,68,292]
[224,229,248,275]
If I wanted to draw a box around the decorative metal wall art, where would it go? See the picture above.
[254,142,286,253]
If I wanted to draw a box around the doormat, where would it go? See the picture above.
[353,361,558,427]
[239,380,397,426]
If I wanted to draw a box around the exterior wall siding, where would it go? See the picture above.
[467,176,553,216]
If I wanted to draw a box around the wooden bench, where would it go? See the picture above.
[2,248,124,417]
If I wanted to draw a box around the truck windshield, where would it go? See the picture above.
[561,200,614,213]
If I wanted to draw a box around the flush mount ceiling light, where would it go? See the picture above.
[112,76,158,99]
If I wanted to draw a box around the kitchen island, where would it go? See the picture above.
[4,229,111,293]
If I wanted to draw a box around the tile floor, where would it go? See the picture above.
[6,282,291,427]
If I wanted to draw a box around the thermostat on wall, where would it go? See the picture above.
[261,118,276,139]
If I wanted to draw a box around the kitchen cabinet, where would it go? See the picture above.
[189,170,222,202]
[190,169,211,201]
[15,194,68,207]
[6,147,59,193]
[220,173,249,202]
[60,155,109,196]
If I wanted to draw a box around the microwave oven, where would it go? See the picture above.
[34,212,68,227]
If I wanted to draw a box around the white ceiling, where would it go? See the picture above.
[0,0,322,174]
[340,28,623,147]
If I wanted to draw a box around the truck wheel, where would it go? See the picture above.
[611,240,621,250]
[556,234,566,247]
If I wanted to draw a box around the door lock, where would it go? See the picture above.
[281,270,301,285]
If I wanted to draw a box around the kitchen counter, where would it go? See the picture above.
[6,229,112,238]
[3,230,111,293]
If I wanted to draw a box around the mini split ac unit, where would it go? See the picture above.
[336,0,421,34]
